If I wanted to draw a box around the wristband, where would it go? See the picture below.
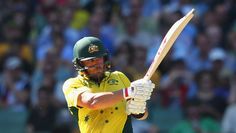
[123,87,133,100]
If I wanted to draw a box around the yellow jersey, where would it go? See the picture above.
[62,71,133,133]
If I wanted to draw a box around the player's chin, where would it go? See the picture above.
[88,72,105,82]
[88,71,105,78]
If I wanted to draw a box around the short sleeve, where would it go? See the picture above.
[62,78,90,108]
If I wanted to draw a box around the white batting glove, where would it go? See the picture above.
[123,79,155,101]
[126,99,146,115]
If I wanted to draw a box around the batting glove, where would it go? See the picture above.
[123,79,155,101]
[126,99,146,115]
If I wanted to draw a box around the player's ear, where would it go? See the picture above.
[104,51,111,70]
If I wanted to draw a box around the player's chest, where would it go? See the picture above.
[89,78,125,92]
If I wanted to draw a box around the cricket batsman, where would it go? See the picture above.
[62,37,155,133]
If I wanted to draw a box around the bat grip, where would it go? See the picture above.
[143,75,151,80]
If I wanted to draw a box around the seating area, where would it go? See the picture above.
[0,108,28,133]
[150,107,183,133]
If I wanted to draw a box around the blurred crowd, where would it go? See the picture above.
[0,0,236,133]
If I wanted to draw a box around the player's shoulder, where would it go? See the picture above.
[111,71,124,75]
[109,71,130,81]
[110,71,126,76]
[108,71,131,87]
[63,77,82,90]
[63,77,79,84]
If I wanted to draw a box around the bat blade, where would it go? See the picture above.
[144,9,195,80]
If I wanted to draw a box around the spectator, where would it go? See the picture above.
[112,40,134,73]
[186,32,213,73]
[115,13,153,49]
[123,44,160,85]
[78,10,115,55]
[160,58,193,108]
[0,56,31,111]
[209,48,231,101]
[31,48,69,107]
[189,70,227,120]
[26,86,57,133]
[206,24,223,48]
[170,100,220,133]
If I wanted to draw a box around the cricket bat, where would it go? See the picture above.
[144,9,195,80]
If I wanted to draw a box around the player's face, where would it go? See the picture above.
[81,57,105,79]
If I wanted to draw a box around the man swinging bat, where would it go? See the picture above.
[62,9,194,133]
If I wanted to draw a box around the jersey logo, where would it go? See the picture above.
[84,115,89,122]
[107,79,118,85]
[88,44,99,53]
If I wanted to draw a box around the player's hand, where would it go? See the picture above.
[123,79,155,101]
[126,99,146,115]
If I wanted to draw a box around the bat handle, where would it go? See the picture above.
[143,75,151,81]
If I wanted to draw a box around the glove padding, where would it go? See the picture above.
[123,79,155,101]
[126,99,146,115]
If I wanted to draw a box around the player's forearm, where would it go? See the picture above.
[79,90,124,110]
